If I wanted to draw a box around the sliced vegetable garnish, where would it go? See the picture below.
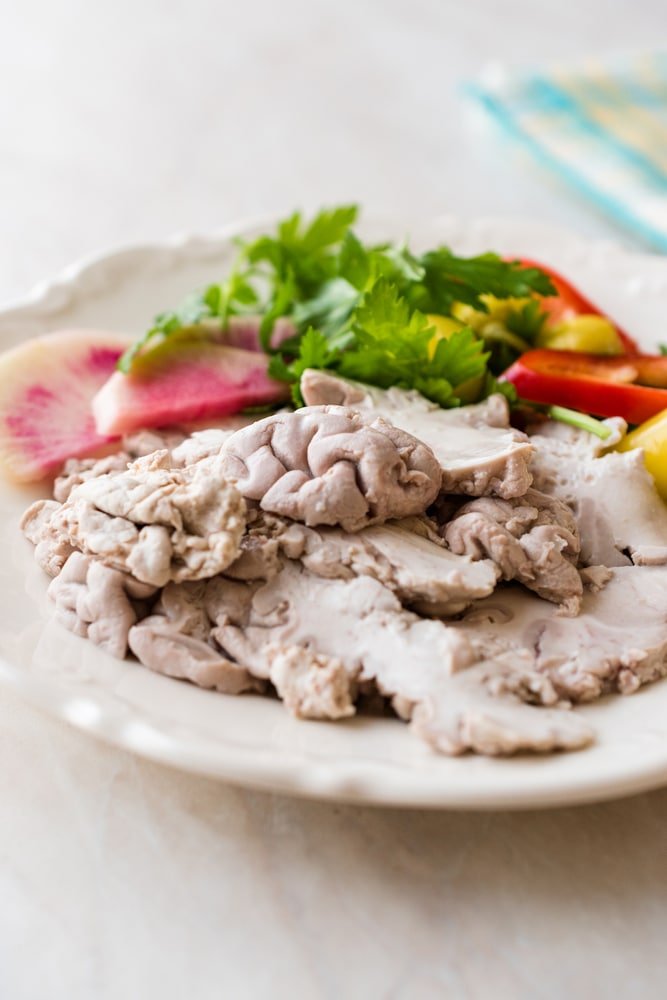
[0,330,131,482]
[545,405,613,440]
[536,314,623,355]
[504,349,667,425]
[117,207,556,408]
[515,258,640,356]
[617,408,667,500]
[94,337,289,436]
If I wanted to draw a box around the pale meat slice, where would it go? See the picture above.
[22,450,246,587]
[221,511,499,614]
[169,415,268,466]
[170,428,236,467]
[128,580,261,694]
[52,431,189,502]
[444,487,583,614]
[21,499,75,577]
[411,653,592,756]
[220,405,441,531]
[529,421,667,567]
[47,551,157,659]
[296,520,499,615]
[450,566,667,702]
[264,643,356,720]
[300,369,533,498]
[54,452,132,503]
[205,561,590,753]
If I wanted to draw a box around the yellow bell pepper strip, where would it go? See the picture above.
[617,409,667,501]
[503,349,667,425]
[515,259,640,355]
[536,314,623,355]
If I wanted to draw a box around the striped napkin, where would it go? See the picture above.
[468,53,667,252]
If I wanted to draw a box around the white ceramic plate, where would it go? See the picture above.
[3,215,667,810]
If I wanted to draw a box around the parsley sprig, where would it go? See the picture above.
[118,206,555,408]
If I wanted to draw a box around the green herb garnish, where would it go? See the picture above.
[118,205,555,408]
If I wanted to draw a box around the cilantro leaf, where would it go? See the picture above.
[292,277,359,336]
[338,230,371,289]
[431,327,489,386]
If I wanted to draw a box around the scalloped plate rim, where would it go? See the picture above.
[2,213,667,810]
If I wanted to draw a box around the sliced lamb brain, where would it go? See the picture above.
[300,370,533,498]
[530,422,667,567]
[220,406,441,530]
[411,657,592,756]
[24,450,246,587]
[220,510,499,613]
[0,329,132,482]
[319,522,499,615]
[207,558,473,688]
[275,519,500,615]
[47,551,157,660]
[92,337,289,436]
[206,561,591,754]
[443,488,583,614]
[450,566,667,702]
[127,579,260,695]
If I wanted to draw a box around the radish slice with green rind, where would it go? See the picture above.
[0,329,132,482]
[93,337,289,436]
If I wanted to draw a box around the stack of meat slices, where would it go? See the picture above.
[21,371,667,757]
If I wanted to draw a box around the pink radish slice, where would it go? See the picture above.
[219,316,295,353]
[93,338,289,436]
[0,329,132,482]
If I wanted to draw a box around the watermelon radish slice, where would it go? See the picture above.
[221,316,295,353]
[92,336,290,436]
[0,329,132,482]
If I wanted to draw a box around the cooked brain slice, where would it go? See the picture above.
[299,370,534,499]
[22,450,246,588]
[444,487,583,614]
[47,551,157,659]
[206,560,591,753]
[220,405,442,531]
[128,581,260,694]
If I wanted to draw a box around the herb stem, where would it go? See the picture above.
[546,404,612,440]
[478,324,532,355]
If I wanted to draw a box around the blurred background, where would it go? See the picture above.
[2,0,665,303]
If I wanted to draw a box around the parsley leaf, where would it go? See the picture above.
[344,279,489,405]
[282,279,490,409]
[120,204,555,419]
[268,327,341,406]
[244,205,359,297]
[404,250,555,316]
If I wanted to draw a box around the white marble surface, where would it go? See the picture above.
[2,1,667,997]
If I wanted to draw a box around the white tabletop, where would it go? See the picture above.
[2,2,667,998]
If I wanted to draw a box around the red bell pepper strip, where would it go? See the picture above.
[503,349,667,425]
[515,258,641,356]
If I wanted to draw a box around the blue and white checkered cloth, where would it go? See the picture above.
[468,53,667,252]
